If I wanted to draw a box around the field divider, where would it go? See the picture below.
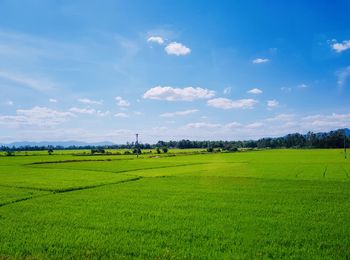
[0,192,53,207]
[323,166,328,178]
[0,184,54,192]
[0,176,143,208]
[25,162,210,175]
[342,166,349,178]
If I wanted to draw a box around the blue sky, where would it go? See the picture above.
[0,0,349,143]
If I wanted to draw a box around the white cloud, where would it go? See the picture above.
[247,88,263,94]
[78,98,103,105]
[165,42,191,56]
[69,107,110,117]
[49,98,57,103]
[134,111,142,115]
[0,70,57,91]
[147,36,164,45]
[115,96,130,107]
[207,98,257,110]
[5,100,13,106]
[160,109,198,117]
[0,106,74,127]
[267,99,279,109]
[331,40,350,53]
[143,86,215,101]
[337,66,350,89]
[115,112,129,118]
[252,58,269,64]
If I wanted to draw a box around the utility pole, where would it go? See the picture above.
[135,133,139,158]
[344,129,347,159]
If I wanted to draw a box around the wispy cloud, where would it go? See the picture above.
[223,87,231,95]
[185,122,220,129]
[160,109,198,117]
[147,36,164,45]
[143,86,215,101]
[0,29,87,61]
[336,66,350,89]
[247,88,263,94]
[280,87,292,93]
[49,98,57,103]
[297,83,308,89]
[78,98,103,105]
[0,70,57,91]
[252,58,269,64]
[207,98,257,109]
[165,42,191,56]
[115,112,129,118]
[69,107,110,117]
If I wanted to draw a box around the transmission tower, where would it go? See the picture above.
[344,129,347,159]
[135,133,139,158]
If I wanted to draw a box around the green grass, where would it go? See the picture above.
[0,149,349,258]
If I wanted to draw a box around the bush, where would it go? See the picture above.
[91,148,105,155]
[133,148,141,154]
[162,147,168,153]
[207,147,214,153]
[5,151,14,156]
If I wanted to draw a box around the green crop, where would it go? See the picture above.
[0,149,349,258]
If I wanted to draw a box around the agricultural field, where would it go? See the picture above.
[0,149,349,258]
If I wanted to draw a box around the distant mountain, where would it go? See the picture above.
[0,141,115,148]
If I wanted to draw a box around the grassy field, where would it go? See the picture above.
[0,149,349,258]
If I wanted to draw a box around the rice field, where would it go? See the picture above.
[0,149,349,258]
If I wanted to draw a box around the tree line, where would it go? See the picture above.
[1,128,348,152]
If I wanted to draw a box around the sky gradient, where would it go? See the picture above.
[0,0,349,143]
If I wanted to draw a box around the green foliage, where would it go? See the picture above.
[162,147,168,153]
[91,148,105,155]
[133,148,141,155]
[5,150,14,156]
[0,149,349,258]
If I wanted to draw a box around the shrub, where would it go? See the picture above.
[207,147,214,153]
[5,151,14,156]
